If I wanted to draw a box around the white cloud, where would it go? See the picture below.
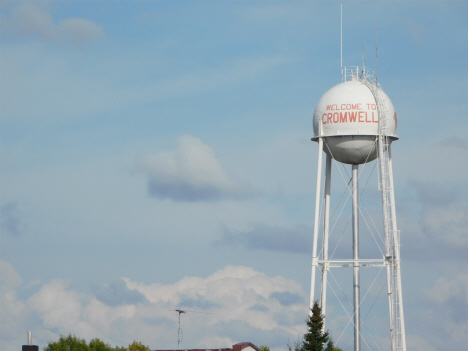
[0,260,26,344]
[27,280,91,335]
[12,3,57,41]
[82,298,136,336]
[122,265,307,343]
[136,135,254,202]
[1,3,104,45]
[0,262,308,351]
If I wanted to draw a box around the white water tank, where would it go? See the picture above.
[313,80,398,164]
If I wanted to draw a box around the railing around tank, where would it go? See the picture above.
[342,66,380,87]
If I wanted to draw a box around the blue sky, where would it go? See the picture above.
[1,1,468,351]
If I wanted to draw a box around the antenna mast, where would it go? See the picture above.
[341,4,343,81]
[171,308,213,349]
[175,309,185,350]
[362,42,366,68]
[376,24,379,84]
[361,41,366,79]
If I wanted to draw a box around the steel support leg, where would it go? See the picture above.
[321,154,332,329]
[310,138,323,315]
[388,145,406,351]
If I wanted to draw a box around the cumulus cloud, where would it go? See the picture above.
[136,135,254,202]
[9,4,57,41]
[0,262,309,351]
[0,3,104,45]
[122,265,307,345]
[0,260,26,343]
[26,279,137,341]
[216,223,311,254]
[28,280,90,333]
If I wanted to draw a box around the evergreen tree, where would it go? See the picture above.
[288,301,342,351]
[302,301,330,351]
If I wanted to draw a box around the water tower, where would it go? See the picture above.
[309,66,406,351]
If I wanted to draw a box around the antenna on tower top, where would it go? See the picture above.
[340,4,343,81]
[361,41,366,79]
[376,24,379,84]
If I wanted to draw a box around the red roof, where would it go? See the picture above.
[153,342,260,351]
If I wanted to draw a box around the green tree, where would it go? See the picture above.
[259,346,271,351]
[44,335,115,351]
[127,341,149,351]
[44,334,89,351]
[89,339,114,351]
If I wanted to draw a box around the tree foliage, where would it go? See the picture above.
[259,346,271,351]
[89,338,115,351]
[44,334,90,351]
[43,335,148,351]
[127,341,150,350]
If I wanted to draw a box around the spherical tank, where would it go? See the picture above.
[313,80,398,165]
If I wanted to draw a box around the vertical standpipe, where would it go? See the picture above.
[352,165,361,351]
[22,331,38,351]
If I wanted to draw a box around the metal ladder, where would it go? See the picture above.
[365,79,406,351]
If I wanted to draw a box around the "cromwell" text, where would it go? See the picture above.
[322,111,378,124]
